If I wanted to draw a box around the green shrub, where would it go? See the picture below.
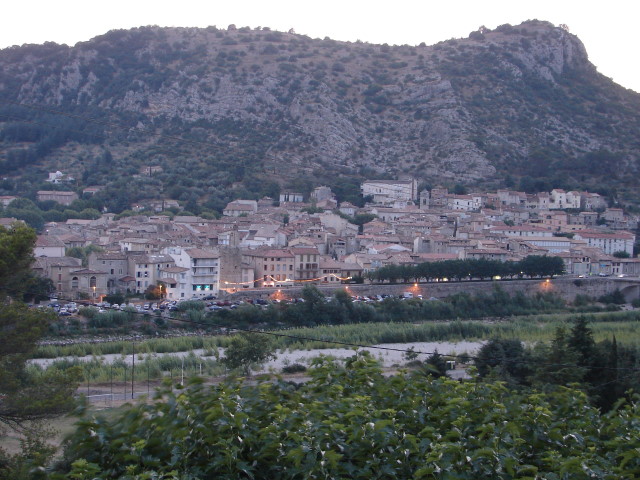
[281,363,307,374]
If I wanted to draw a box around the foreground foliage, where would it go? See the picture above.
[55,353,640,479]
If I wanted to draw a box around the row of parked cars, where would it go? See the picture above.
[45,301,78,316]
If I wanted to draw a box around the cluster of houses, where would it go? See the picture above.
[2,179,638,302]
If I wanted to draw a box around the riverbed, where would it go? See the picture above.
[30,340,483,373]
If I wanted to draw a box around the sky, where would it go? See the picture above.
[2,0,638,93]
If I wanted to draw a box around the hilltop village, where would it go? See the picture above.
[2,179,637,302]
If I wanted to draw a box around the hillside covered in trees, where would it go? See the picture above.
[1,20,640,212]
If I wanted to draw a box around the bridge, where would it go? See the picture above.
[611,277,640,302]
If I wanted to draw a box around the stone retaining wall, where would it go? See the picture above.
[225,277,640,303]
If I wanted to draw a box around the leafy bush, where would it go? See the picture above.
[55,353,640,479]
[598,289,626,305]
[177,300,206,311]
[281,363,307,374]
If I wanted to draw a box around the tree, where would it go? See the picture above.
[612,250,630,258]
[103,292,125,305]
[222,332,275,375]
[453,183,467,195]
[423,349,448,378]
[66,244,105,267]
[0,223,37,300]
[404,346,419,362]
[475,338,531,385]
[567,317,597,365]
[301,284,329,323]
[0,224,82,433]
[529,327,586,387]
[0,304,81,432]
[144,283,163,300]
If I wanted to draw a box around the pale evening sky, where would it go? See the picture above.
[2,0,638,93]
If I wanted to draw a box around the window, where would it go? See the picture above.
[89,276,97,288]
[71,277,78,289]
[110,269,114,275]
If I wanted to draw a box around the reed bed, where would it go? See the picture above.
[27,351,225,383]
[35,310,640,361]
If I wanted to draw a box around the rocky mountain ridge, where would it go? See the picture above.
[1,20,639,211]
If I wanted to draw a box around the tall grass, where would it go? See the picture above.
[27,351,225,383]
[34,311,640,360]
[35,336,234,359]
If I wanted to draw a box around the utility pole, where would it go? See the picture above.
[132,341,135,399]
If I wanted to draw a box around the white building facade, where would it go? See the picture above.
[167,247,220,298]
